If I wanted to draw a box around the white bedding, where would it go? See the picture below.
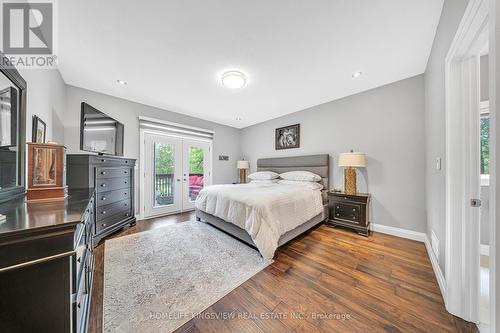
[195,182,324,259]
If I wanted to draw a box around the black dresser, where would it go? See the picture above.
[67,154,136,245]
[0,190,95,333]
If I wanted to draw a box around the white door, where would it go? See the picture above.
[143,132,211,218]
[144,132,183,217]
[182,139,211,210]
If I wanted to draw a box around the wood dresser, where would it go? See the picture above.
[0,189,95,333]
[66,154,136,246]
[327,191,371,236]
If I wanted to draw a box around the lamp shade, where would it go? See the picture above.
[237,160,250,169]
[338,152,366,168]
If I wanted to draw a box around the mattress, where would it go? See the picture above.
[195,182,324,259]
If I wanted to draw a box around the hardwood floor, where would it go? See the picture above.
[89,212,478,333]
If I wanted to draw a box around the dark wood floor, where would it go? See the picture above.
[89,212,478,333]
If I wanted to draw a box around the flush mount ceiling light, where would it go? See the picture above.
[221,71,246,89]
[351,72,363,79]
[117,79,127,85]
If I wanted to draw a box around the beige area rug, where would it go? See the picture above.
[103,221,271,332]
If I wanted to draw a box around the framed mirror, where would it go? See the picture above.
[0,51,27,203]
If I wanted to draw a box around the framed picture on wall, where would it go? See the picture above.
[275,124,300,150]
[32,115,46,143]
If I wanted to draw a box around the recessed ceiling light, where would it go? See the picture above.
[351,72,363,79]
[117,79,127,85]
[221,71,246,89]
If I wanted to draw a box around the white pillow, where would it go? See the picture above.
[279,171,322,182]
[249,179,279,184]
[248,171,279,180]
[278,180,324,190]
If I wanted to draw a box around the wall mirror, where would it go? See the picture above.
[0,51,27,203]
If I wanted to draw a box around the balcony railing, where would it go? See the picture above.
[155,173,204,206]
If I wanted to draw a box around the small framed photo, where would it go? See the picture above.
[275,124,300,150]
[32,115,46,143]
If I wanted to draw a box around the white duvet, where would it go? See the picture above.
[195,182,324,259]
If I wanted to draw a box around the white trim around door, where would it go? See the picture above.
[139,128,212,219]
[445,0,490,324]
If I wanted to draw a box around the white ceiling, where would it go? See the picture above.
[58,0,444,129]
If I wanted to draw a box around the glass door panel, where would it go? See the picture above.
[154,142,175,207]
[144,133,182,217]
[183,139,210,210]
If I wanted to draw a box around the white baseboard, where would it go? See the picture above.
[371,223,446,299]
[424,236,447,298]
[480,244,490,256]
[372,223,427,242]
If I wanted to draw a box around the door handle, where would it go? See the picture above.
[470,199,482,207]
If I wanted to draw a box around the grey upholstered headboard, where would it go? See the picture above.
[257,154,330,195]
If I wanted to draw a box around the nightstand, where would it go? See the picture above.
[327,191,371,236]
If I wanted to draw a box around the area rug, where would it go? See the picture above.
[103,221,271,332]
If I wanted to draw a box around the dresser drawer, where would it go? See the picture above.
[96,177,131,193]
[95,208,132,234]
[332,203,363,225]
[90,156,134,167]
[96,189,131,207]
[96,167,132,179]
[331,194,368,204]
[74,267,87,333]
[96,199,131,221]
[72,228,87,292]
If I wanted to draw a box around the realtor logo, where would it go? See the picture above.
[2,2,53,54]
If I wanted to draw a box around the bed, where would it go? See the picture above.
[195,154,330,259]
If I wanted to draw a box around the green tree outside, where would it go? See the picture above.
[480,116,489,174]
[154,144,204,175]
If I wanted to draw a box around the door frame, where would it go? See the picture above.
[139,128,213,220]
[444,0,493,326]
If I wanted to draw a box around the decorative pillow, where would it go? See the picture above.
[278,180,324,190]
[248,171,279,180]
[249,179,279,184]
[279,171,322,182]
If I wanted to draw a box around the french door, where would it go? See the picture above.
[143,132,211,218]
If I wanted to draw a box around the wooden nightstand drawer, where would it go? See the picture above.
[332,203,362,225]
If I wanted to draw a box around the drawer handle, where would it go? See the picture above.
[102,197,106,201]
[101,223,106,227]
[336,206,340,209]
[101,171,106,175]
[77,302,81,309]
[352,208,356,212]
[101,183,106,187]
[125,181,128,184]
[102,211,106,214]
[344,197,347,200]
[336,213,339,216]
[124,192,127,195]
[353,217,356,220]
[124,203,128,206]
[124,170,128,174]
[125,160,128,163]
[101,159,106,163]
[77,257,81,263]
[125,213,130,217]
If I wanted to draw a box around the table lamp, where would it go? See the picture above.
[237,160,250,184]
[338,150,366,195]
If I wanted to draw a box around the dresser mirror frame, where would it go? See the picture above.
[0,51,27,203]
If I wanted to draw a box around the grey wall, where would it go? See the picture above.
[241,75,426,233]
[19,69,67,143]
[63,86,240,186]
[424,0,469,273]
